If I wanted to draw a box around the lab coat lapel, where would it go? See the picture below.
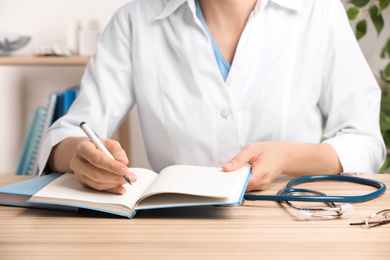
[191,13,231,97]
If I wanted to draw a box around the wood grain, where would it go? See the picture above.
[0,173,389,260]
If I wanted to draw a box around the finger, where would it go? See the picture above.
[105,185,127,195]
[246,162,263,191]
[76,174,127,195]
[89,141,137,183]
[102,139,129,165]
[223,144,261,172]
[77,140,130,177]
[72,156,136,194]
[73,161,130,191]
[72,157,128,185]
[246,162,278,191]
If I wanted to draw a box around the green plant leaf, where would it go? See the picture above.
[349,0,370,7]
[370,5,384,36]
[380,111,390,131]
[382,92,390,102]
[384,135,390,149]
[355,19,367,40]
[347,7,361,20]
[387,38,390,57]
[384,134,390,145]
[379,0,390,13]
[380,35,390,59]
[382,71,390,84]
[382,63,390,81]
[381,95,390,111]
[379,156,390,172]
[381,46,387,58]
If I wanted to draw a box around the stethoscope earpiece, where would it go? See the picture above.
[295,204,354,220]
[297,210,312,220]
[340,203,354,213]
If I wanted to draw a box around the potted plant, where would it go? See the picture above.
[345,0,390,171]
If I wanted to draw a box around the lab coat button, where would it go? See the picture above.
[220,108,230,119]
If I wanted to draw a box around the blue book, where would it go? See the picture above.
[52,86,80,123]
[53,91,63,122]
[0,173,77,211]
[28,165,251,218]
[14,110,35,175]
[62,88,76,115]
[14,86,80,177]
[28,93,57,175]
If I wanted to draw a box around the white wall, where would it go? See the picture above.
[0,0,151,174]
[0,0,389,174]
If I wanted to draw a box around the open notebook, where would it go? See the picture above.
[0,173,76,211]
[29,165,251,218]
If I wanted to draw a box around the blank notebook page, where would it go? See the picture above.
[32,169,157,209]
[141,165,250,199]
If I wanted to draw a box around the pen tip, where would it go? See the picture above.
[123,175,132,185]
[80,121,86,127]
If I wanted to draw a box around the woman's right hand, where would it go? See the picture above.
[49,137,137,195]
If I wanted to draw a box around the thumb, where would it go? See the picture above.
[223,146,254,172]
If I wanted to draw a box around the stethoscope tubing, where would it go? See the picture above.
[244,175,387,203]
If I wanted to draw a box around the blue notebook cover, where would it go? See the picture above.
[14,86,80,177]
[62,88,76,115]
[15,107,46,175]
[54,91,63,121]
[0,173,77,211]
[28,92,58,175]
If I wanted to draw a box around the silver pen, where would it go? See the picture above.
[79,121,132,185]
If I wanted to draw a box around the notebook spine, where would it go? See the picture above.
[28,93,57,175]
[15,107,46,175]
[15,85,80,176]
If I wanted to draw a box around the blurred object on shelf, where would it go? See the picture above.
[0,32,31,56]
[33,44,72,57]
[67,20,80,55]
[79,19,100,56]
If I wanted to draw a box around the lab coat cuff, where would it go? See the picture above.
[322,134,385,174]
[37,128,85,176]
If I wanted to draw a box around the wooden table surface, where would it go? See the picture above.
[0,174,389,260]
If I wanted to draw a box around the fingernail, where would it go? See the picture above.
[116,187,126,195]
[120,167,129,175]
[117,156,129,162]
[129,175,137,183]
[224,162,233,169]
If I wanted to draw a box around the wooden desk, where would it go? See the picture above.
[0,174,389,260]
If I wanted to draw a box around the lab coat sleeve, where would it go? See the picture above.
[38,6,135,175]
[319,0,386,173]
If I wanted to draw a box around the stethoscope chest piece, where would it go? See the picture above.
[279,189,354,220]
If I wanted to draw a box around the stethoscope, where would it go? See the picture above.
[243,175,387,220]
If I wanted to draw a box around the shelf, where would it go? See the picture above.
[0,55,90,66]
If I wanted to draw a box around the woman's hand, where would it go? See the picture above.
[223,141,342,191]
[223,142,288,191]
[49,137,137,195]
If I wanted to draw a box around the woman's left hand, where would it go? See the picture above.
[223,142,290,191]
[223,141,342,191]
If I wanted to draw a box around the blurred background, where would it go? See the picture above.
[0,0,389,174]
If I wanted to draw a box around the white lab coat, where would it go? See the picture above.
[38,0,386,175]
